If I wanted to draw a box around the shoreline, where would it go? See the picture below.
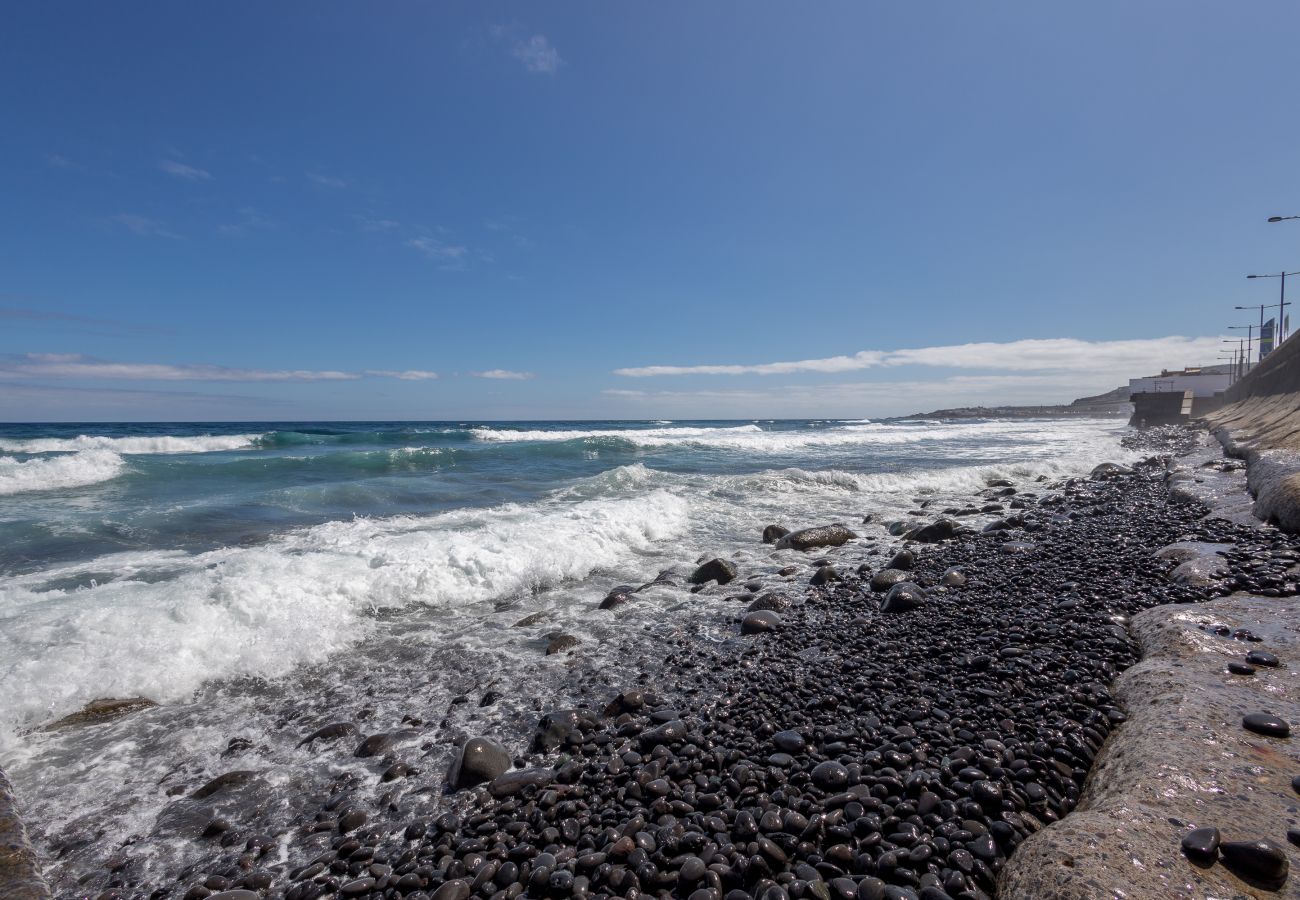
[8,423,1299,899]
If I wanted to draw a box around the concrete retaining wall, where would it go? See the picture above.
[1202,334,1300,531]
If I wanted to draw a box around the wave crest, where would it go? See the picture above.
[0,434,261,454]
[0,450,126,495]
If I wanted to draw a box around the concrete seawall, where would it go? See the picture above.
[0,769,51,900]
[1203,333,1300,530]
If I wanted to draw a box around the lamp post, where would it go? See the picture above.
[1235,303,1269,357]
[1228,324,1256,369]
[1245,271,1297,344]
[1223,339,1247,380]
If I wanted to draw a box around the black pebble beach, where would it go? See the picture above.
[123,426,1300,900]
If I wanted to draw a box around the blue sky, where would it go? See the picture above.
[3,1,1298,421]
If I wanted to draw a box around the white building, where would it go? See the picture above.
[1128,367,1231,398]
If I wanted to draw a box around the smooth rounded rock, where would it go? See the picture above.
[1180,825,1220,864]
[881,582,925,613]
[742,610,783,635]
[691,558,739,585]
[448,737,511,789]
[811,760,849,790]
[1220,839,1289,887]
[1242,712,1290,738]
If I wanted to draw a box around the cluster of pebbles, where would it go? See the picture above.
[90,427,1300,900]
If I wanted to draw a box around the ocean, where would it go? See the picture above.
[0,417,1136,890]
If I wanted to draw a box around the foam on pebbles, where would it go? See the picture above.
[62,425,1300,900]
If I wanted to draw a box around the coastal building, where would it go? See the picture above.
[1128,366,1233,398]
[1128,365,1233,427]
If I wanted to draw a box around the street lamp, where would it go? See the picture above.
[1228,324,1256,368]
[1223,338,1247,380]
[1245,271,1298,344]
[1235,303,1269,357]
[1268,216,1300,223]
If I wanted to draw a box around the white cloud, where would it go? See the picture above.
[616,350,886,377]
[364,369,439,380]
[615,336,1227,378]
[306,171,348,188]
[512,34,563,74]
[1,354,445,383]
[112,213,180,239]
[599,371,1136,419]
[405,237,468,263]
[474,369,534,380]
[160,160,211,180]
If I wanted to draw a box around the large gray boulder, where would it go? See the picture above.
[775,524,858,552]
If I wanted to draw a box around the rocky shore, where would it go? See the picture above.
[16,426,1300,900]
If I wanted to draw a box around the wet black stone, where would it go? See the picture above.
[742,610,783,635]
[1246,650,1281,668]
[869,569,909,592]
[887,550,915,571]
[1180,825,1220,864]
[811,761,849,791]
[1227,662,1257,676]
[1243,712,1291,738]
[880,582,925,613]
[763,525,791,544]
[691,558,739,585]
[1220,839,1289,888]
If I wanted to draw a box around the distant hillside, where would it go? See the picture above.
[901,385,1132,420]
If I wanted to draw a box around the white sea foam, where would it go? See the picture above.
[0,450,126,496]
[0,490,689,736]
[0,434,261,454]
[471,419,1124,454]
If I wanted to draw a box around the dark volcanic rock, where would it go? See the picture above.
[545,634,580,655]
[1246,650,1281,668]
[905,518,959,543]
[775,524,858,552]
[869,568,909,592]
[1090,462,1135,480]
[810,565,841,586]
[742,610,783,634]
[1242,712,1290,738]
[297,721,358,747]
[887,549,915,571]
[488,767,555,798]
[762,524,791,544]
[1180,826,1220,864]
[190,771,257,799]
[448,737,511,789]
[690,558,738,585]
[747,592,790,613]
[598,585,637,610]
[1220,838,1289,887]
[532,708,600,752]
[880,581,926,613]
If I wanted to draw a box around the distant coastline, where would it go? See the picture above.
[899,385,1133,420]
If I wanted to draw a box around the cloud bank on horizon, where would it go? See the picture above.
[613,336,1228,378]
[0,334,1229,420]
